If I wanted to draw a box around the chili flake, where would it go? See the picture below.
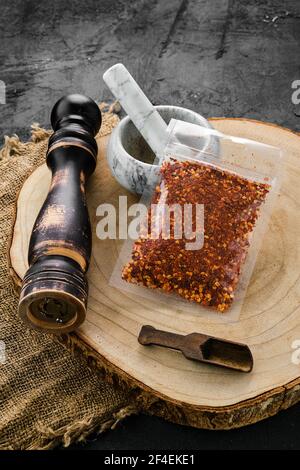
[122,160,270,312]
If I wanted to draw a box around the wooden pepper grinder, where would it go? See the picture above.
[18,94,102,334]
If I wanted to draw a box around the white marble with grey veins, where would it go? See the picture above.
[104,64,218,194]
[103,63,168,157]
[107,105,219,194]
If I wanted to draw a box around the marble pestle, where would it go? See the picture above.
[103,63,168,157]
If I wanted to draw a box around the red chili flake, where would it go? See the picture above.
[122,160,270,312]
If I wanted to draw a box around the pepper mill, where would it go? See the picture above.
[18,94,102,334]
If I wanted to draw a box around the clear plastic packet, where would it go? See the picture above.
[110,119,283,322]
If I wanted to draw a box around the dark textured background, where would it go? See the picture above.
[1,0,300,450]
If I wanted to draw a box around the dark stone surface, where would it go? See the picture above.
[1,0,300,450]
[1,0,299,143]
[65,407,300,450]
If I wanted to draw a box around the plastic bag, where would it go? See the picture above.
[110,119,283,322]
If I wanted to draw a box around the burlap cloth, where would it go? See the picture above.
[0,104,137,450]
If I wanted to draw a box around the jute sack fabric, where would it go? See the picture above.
[0,104,136,450]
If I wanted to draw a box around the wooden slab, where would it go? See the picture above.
[10,119,300,429]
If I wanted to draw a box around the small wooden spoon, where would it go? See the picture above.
[138,325,253,373]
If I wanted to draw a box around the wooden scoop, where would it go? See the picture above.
[138,325,253,373]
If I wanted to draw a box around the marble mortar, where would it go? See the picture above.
[106,105,218,195]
